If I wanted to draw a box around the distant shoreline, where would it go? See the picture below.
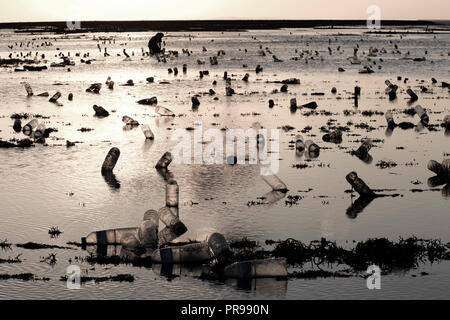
[0,20,449,33]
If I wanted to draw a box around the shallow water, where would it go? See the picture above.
[0,27,449,299]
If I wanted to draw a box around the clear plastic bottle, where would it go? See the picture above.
[141,124,154,140]
[138,210,159,249]
[155,152,173,169]
[262,174,288,192]
[22,119,38,136]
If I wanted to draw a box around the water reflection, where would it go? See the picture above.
[225,278,287,297]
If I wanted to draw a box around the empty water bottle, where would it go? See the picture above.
[33,123,46,139]
[13,119,22,132]
[22,119,38,136]
[305,140,320,155]
[295,135,305,151]
[346,172,375,198]
[49,91,61,103]
[407,89,418,101]
[141,124,154,140]
[82,227,139,246]
[354,139,372,159]
[166,180,179,215]
[151,242,212,264]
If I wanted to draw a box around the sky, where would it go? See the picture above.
[0,0,449,23]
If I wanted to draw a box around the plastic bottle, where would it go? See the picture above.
[385,110,396,128]
[24,82,33,96]
[345,172,375,198]
[49,91,61,103]
[81,227,139,246]
[224,258,288,279]
[138,210,159,249]
[22,119,38,136]
[305,140,320,155]
[33,123,46,139]
[156,152,173,169]
[166,180,179,216]
[262,174,288,192]
[151,242,212,264]
[141,124,154,140]
[322,129,342,143]
[101,147,120,175]
[354,139,372,159]
[295,135,305,151]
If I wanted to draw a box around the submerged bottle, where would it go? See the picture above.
[385,110,396,128]
[166,180,179,216]
[22,119,38,136]
[345,172,375,198]
[33,123,46,139]
[138,210,159,249]
[81,227,139,246]
[141,124,154,140]
[295,135,305,152]
[151,242,212,264]
[24,82,33,96]
[224,258,288,279]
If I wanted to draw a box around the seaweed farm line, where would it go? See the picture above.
[0,26,450,299]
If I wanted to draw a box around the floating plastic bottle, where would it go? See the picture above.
[192,96,200,108]
[166,180,179,214]
[322,130,342,143]
[207,233,231,264]
[101,147,120,175]
[122,116,139,126]
[49,91,61,103]
[22,119,38,136]
[385,110,396,128]
[290,98,297,111]
[82,227,139,246]
[151,242,212,264]
[354,139,372,159]
[152,263,210,278]
[295,135,305,152]
[414,105,429,125]
[137,97,158,105]
[141,124,154,140]
[154,106,175,117]
[224,258,288,279]
[33,123,46,139]
[24,82,33,96]
[305,140,320,155]
[345,172,375,198]
[262,174,288,192]
[120,233,140,249]
[156,152,173,169]
[138,210,159,249]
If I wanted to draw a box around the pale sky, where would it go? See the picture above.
[0,0,449,23]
